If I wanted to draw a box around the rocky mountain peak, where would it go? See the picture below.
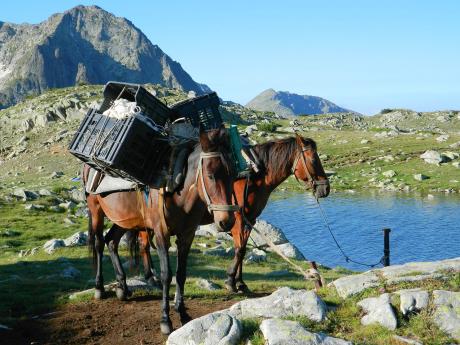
[0,5,208,108]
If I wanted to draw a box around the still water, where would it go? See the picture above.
[260,191,460,271]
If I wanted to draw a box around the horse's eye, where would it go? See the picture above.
[207,174,215,181]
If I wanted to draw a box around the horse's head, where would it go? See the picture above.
[197,125,237,232]
[293,134,330,199]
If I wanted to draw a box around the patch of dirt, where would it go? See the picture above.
[3,296,238,345]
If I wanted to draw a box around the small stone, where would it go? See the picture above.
[61,266,81,279]
[382,170,396,178]
[50,171,64,179]
[43,239,65,254]
[420,150,447,164]
[361,139,370,144]
[392,335,422,345]
[38,189,53,196]
[413,174,429,181]
[245,248,267,263]
[196,278,220,291]
[453,162,460,168]
[59,201,76,210]
[64,232,87,247]
[436,134,449,142]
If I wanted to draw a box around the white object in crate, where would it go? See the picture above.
[102,98,140,119]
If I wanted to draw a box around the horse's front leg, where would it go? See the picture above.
[105,225,131,301]
[225,216,244,293]
[139,231,161,288]
[174,231,194,325]
[156,232,172,335]
[234,224,252,293]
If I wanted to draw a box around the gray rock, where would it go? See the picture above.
[332,272,380,298]
[166,312,242,345]
[38,188,53,196]
[269,242,305,260]
[229,287,327,322]
[382,170,396,178]
[216,232,233,241]
[69,188,85,202]
[357,293,397,330]
[60,266,81,279]
[453,162,460,168]
[249,220,288,247]
[0,324,12,331]
[413,174,429,181]
[196,278,220,291]
[204,245,234,257]
[392,335,423,345]
[50,171,64,179]
[436,134,449,142]
[395,289,429,315]
[260,319,352,345]
[442,151,459,160]
[420,150,447,164]
[432,290,460,341]
[196,224,219,238]
[24,204,45,211]
[245,248,267,263]
[63,232,88,247]
[43,239,65,254]
[59,201,76,210]
[12,188,38,201]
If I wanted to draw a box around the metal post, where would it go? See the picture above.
[382,228,391,266]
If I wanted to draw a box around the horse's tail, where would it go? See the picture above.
[127,230,140,269]
[87,211,97,268]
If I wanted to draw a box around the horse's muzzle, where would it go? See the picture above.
[315,180,330,198]
[215,213,236,232]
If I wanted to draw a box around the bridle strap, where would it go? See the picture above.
[196,151,240,213]
[292,144,329,188]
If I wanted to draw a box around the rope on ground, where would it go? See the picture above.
[314,198,384,268]
[242,214,320,282]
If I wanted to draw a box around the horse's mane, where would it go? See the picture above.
[252,136,316,180]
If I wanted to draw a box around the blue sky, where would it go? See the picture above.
[1,0,459,114]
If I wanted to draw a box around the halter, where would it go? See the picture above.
[196,151,240,213]
[291,144,329,189]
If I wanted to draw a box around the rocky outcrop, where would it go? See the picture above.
[0,5,208,107]
[432,290,460,341]
[331,257,460,298]
[166,312,242,345]
[228,287,327,322]
[259,319,352,345]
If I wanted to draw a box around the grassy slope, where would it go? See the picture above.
[0,87,459,344]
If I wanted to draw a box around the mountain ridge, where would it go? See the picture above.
[0,5,209,108]
[246,88,352,117]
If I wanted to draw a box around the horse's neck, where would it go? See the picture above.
[257,146,295,190]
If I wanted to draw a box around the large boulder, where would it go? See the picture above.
[249,220,288,247]
[331,272,380,298]
[228,287,327,322]
[260,319,352,345]
[432,290,460,341]
[420,150,448,164]
[357,293,397,330]
[395,289,429,316]
[270,242,305,260]
[166,312,242,345]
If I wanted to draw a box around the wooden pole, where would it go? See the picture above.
[382,228,391,267]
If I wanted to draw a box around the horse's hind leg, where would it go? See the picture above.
[139,231,161,288]
[105,225,131,301]
[174,231,194,325]
[88,206,106,300]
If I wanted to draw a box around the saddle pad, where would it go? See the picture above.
[85,168,138,194]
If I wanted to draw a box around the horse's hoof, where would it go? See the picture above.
[160,320,172,335]
[224,280,238,293]
[237,283,250,294]
[115,287,127,301]
[94,289,104,300]
[147,276,162,289]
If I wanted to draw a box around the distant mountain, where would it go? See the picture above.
[0,5,209,108]
[245,88,351,117]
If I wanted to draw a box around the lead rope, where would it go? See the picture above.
[314,197,384,268]
[241,214,320,282]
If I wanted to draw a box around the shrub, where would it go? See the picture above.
[257,122,278,132]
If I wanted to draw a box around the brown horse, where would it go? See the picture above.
[125,134,330,292]
[83,125,237,334]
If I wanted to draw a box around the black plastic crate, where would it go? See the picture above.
[170,92,223,130]
[100,82,172,126]
[69,109,170,187]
